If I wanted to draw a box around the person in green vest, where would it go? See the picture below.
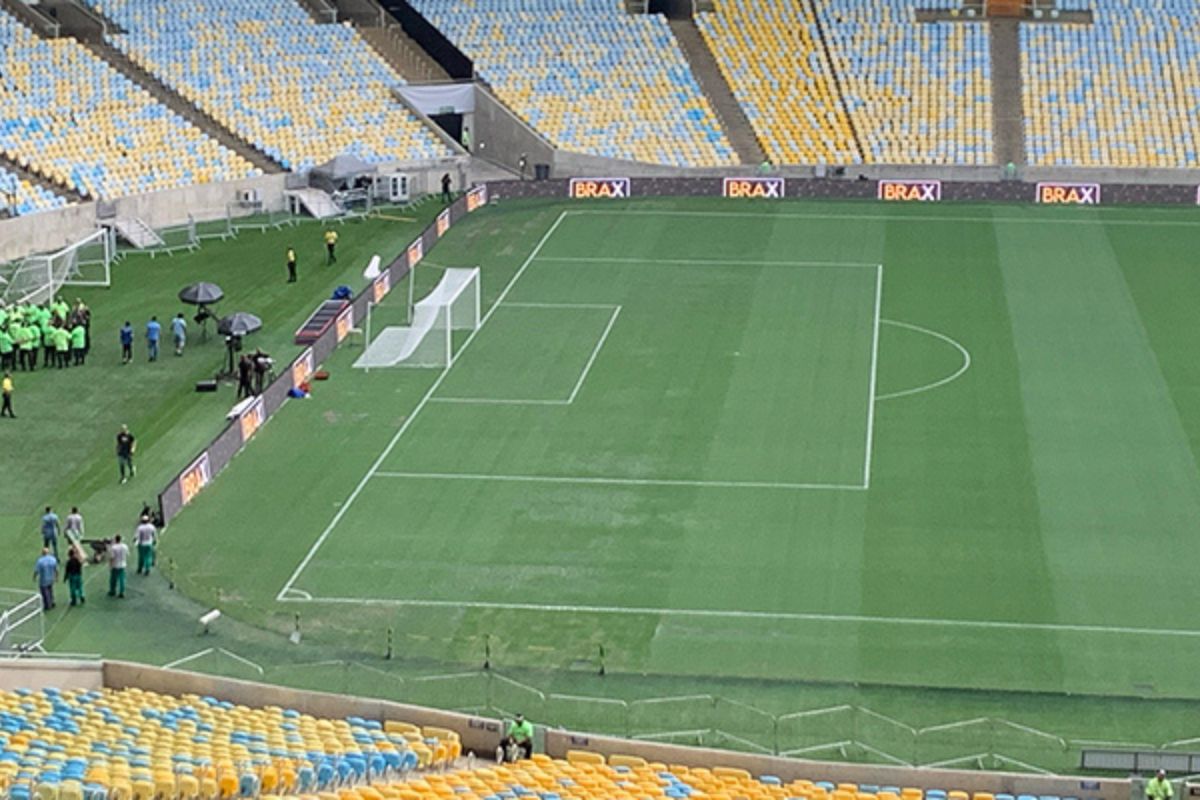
[0,326,13,372]
[498,713,534,762]
[17,323,35,372]
[70,322,87,366]
[41,321,55,368]
[1147,770,1173,800]
[52,325,69,369]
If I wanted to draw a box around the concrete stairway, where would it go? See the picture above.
[360,24,450,83]
[989,18,1026,166]
[668,18,764,166]
[82,40,284,174]
[0,0,61,37]
[293,0,338,24]
[0,153,85,204]
[112,217,165,249]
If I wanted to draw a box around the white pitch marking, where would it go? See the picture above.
[566,306,621,404]
[565,208,1200,228]
[276,211,571,602]
[862,265,883,490]
[373,470,864,492]
[274,595,1200,639]
[535,256,879,268]
[501,301,622,310]
[875,319,972,401]
[429,397,570,406]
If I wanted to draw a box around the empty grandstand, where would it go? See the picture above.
[412,0,737,167]
[695,0,861,166]
[94,0,456,171]
[0,10,257,201]
[816,2,993,165]
[0,167,68,218]
[0,684,459,799]
[1022,0,1200,167]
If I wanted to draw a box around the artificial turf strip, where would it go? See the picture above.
[11,197,1200,769]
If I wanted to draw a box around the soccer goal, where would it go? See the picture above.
[355,267,480,368]
[0,228,116,306]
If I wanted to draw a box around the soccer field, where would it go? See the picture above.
[145,197,1200,754]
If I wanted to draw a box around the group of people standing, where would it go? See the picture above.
[32,503,158,610]
[120,313,187,364]
[0,296,90,372]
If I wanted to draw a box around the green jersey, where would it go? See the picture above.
[70,325,85,349]
[507,719,534,742]
[17,326,34,350]
[0,330,11,354]
[53,327,69,351]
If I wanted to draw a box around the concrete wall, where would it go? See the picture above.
[472,85,555,177]
[0,659,103,692]
[544,730,1128,800]
[102,660,504,753]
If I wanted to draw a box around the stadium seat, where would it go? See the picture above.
[697,0,991,165]
[0,9,257,201]
[1022,0,1200,167]
[411,0,735,167]
[94,0,455,172]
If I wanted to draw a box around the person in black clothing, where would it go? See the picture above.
[441,173,452,204]
[65,545,85,606]
[237,355,254,399]
[116,424,136,484]
[252,349,271,394]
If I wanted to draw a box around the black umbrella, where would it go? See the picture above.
[217,312,262,337]
[178,282,224,305]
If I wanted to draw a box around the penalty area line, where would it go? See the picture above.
[373,470,865,491]
[272,596,1200,639]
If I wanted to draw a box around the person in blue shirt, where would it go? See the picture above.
[41,505,59,558]
[171,313,188,356]
[145,316,161,362]
[120,321,134,364]
[33,548,57,610]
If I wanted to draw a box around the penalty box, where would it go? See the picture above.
[381,256,883,491]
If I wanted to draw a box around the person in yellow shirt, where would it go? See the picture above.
[1,371,13,418]
[323,229,338,264]
[1147,770,1173,800]
[286,247,297,283]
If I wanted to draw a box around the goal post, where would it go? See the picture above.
[354,267,480,369]
[0,228,115,306]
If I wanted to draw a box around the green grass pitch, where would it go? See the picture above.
[10,197,1200,766]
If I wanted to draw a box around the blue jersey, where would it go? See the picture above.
[34,554,57,586]
[41,512,59,538]
[120,326,133,345]
[146,321,161,342]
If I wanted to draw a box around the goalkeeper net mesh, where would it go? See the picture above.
[355,267,480,368]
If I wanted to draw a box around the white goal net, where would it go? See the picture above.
[0,228,115,306]
[355,267,480,368]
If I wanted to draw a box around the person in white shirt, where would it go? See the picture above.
[107,534,129,598]
[135,516,157,575]
[65,506,85,542]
